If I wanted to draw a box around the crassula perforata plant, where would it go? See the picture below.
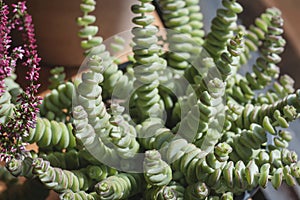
[1,0,300,199]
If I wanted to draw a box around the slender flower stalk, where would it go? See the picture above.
[0,1,11,94]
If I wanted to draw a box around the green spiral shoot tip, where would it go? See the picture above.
[197,182,209,198]
[163,187,176,199]
[98,182,109,192]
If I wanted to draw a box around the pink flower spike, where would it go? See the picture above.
[0,1,41,160]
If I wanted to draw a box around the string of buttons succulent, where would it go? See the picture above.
[1,0,300,199]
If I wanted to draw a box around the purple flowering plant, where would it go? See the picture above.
[0,0,41,162]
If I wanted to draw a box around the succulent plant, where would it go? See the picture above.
[1,0,300,199]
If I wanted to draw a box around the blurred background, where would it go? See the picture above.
[4,0,300,199]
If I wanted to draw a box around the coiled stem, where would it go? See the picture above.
[85,164,117,182]
[216,32,244,80]
[159,0,199,72]
[227,11,285,104]
[225,124,267,162]
[144,150,172,186]
[74,55,139,159]
[95,173,144,200]
[185,182,209,200]
[185,0,205,45]
[48,66,66,90]
[6,157,34,178]
[171,76,226,151]
[229,91,300,132]
[108,104,140,159]
[60,190,100,200]
[162,138,299,194]
[131,0,166,121]
[77,0,129,99]
[39,82,75,122]
[239,7,281,65]
[137,117,174,150]
[32,158,90,193]
[256,74,295,105]
[25,117,76,151]
[39,149,85,170]
[73,105,119,166]
[245,15,285,91]
[145,181,185,200]
[203,0,243,60]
